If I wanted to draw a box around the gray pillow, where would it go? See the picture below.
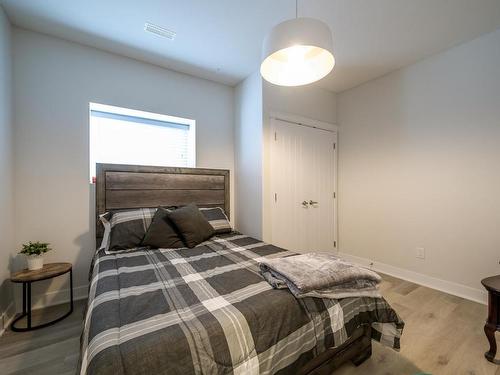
[167,203,215,248]
[141,207,185,249]
[199,207,232,234]
[107,208,156,251]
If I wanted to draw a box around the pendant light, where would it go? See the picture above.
[260,0,335,86]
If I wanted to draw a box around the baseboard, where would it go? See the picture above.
[338,251,488,305]
[0,302,16,337]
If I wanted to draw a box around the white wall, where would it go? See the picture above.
[0,6,14,326]
[12,28,235,306]
[338,29,500,300]
[263,81,337,125]
[262,81,337,241]
[234,71,263,239]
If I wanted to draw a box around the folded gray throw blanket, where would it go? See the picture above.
[259,252,382,299]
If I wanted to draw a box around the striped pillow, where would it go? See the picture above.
[200,207,232,234]
[105,208,156,251]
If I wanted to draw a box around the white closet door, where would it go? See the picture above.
[270,118,337,253]
[307,124,336,252]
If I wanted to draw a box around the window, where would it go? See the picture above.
[89,103,195,181]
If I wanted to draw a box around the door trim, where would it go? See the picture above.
[269,111,339,133]
[269,114,338,251]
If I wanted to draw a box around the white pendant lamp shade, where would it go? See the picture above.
[261,17,335,86]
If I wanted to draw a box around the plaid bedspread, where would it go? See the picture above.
[79,233,404,375]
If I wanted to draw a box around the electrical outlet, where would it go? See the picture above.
[416,247,425,259]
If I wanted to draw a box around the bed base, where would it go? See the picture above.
[299,325,372,374]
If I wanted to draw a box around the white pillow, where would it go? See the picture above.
[98,213,111,251]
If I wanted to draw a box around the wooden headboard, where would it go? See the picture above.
[95,163,230,243]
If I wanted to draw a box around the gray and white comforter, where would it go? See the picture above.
[79,233,404,375]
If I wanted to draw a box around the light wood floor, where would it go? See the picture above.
[0,275,498,375]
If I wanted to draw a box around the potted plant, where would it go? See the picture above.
[19,241,51,270]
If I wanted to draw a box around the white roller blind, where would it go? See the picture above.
[89,103,195,181]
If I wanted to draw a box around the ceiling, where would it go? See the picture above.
[2,0,500,92]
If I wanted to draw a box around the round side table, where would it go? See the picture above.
[481,275,500,364]
[10,262,73,332]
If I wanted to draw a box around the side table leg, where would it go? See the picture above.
[27,282,32,330]
[22,283,26,315]
[484,323,498,364]
[70,268,74,313]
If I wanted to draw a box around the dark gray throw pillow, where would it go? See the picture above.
[167,203,215,248]
[140,207,185,249]
[107,208,156,251]
[199,207,232,234]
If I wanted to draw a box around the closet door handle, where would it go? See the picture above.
[309,200,318,205]
[301,201,309,207]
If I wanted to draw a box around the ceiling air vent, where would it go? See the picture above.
[144,22,176,40]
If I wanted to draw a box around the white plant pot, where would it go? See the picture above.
[27,255,44,271]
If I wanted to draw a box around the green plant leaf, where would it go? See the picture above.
[19,241,52,256]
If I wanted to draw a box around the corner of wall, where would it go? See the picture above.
[0,4,15,335]
[233,71,264,239]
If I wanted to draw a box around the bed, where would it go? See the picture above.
[79,163,404,375]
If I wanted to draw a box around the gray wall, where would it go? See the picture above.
[338,28,500,298]
[234,71,263,238]
[234,74,337,241]
[12,28,235,307]
[263,81,337,125]
[0,6,14,323]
